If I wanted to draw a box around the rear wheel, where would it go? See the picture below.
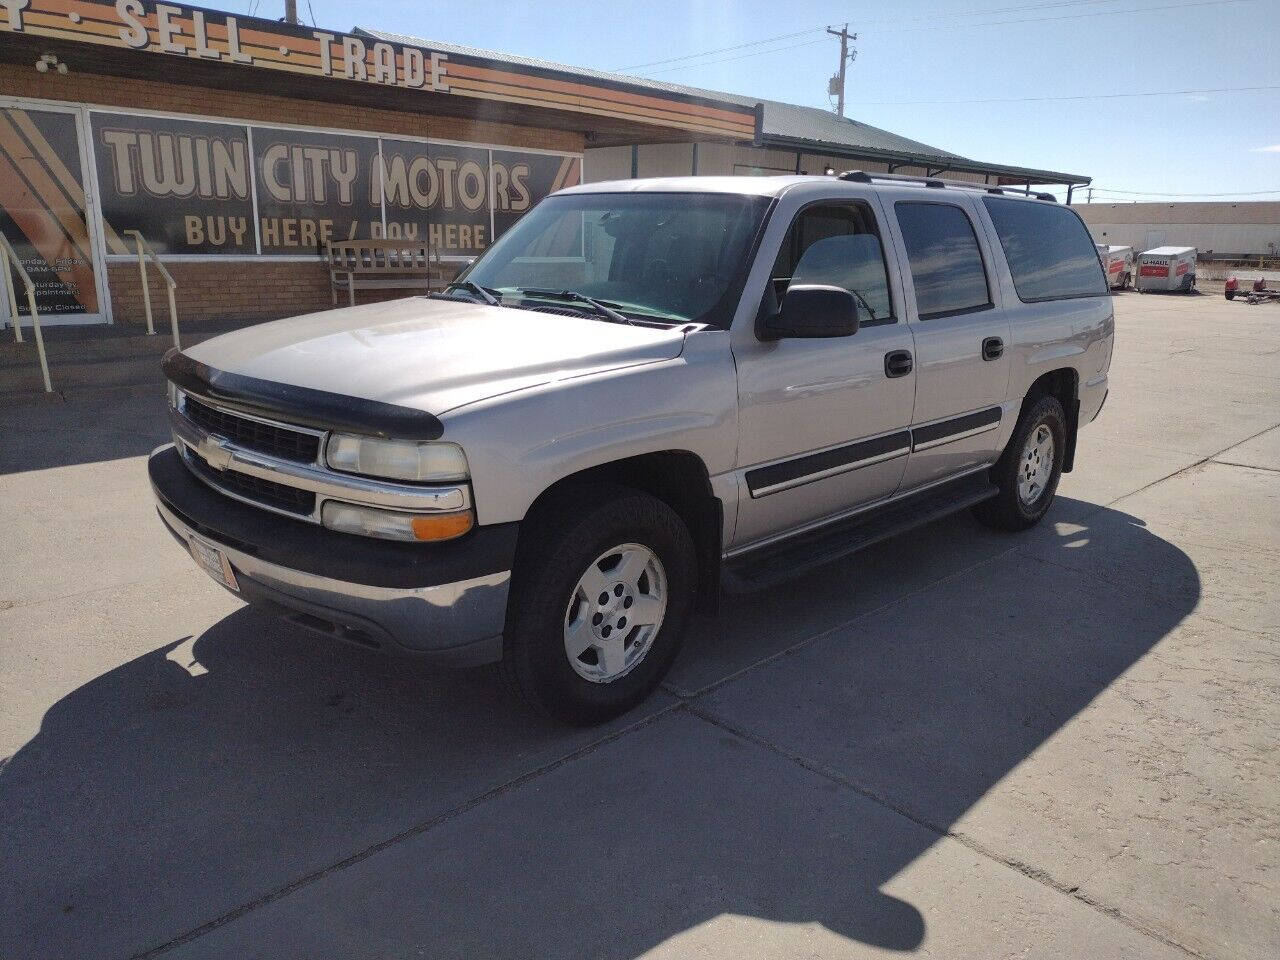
[973,395,1065,531]
[500,485,696,725]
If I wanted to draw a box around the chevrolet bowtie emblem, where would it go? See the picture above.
[201,435,235,471]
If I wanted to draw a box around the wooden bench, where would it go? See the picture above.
[326,240,444,306]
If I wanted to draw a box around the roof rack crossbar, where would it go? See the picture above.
[836,169,1058,198]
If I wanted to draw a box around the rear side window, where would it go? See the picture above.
[894,202,992,320]
[982,197,1108,301]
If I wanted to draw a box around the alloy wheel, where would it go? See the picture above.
[563,543,667,683]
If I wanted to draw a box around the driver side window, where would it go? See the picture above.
[770,202,895,325]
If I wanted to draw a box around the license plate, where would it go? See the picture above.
[188,536,239,592]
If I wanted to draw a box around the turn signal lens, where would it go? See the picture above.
[322,501,474,542]
[410,512,475,541]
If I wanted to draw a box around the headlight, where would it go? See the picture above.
[321,501,474,542]
[325,435,469,483]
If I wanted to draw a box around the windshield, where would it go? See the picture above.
[460,192,771,327]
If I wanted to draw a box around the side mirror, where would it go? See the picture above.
[763,284,859,340]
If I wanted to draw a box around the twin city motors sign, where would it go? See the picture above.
[88,110,581,257]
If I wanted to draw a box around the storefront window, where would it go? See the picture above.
[0,107,99,317]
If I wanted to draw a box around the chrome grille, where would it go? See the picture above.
[184,395,321,464]
[185,448,317,516]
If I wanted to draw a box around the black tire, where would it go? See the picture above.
[499,484,696,725]
[973,395,1066,532]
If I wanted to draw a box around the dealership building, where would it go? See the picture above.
[0,0,1089,346]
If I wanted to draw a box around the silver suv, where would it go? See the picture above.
[150,173,1113,724]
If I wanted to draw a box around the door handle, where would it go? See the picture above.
[982,337,1004,361]
[884,349,913,378]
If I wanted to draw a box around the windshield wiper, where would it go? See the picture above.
[443,280,501,305]
[516,288,634,325]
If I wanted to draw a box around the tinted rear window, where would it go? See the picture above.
[982,197,1108,301]
[894,202,992,320]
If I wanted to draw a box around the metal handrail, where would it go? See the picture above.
[0,232,52,393]
[124,230,180,349]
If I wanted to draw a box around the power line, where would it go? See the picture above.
[1088,188,1280,197]
[851,82,1280,106]
[614,0,1116,72]
[639,38,831,76]
[859,0,1139,28]
[614,28,821,72]
[618,0,1140,72]
[869,0,1255,34]
[621,0,1255,79]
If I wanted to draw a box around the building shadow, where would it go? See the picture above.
[0,393,170,473]
[0,498,1200,958]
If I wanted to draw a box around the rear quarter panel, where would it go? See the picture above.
[971,201,1114,454]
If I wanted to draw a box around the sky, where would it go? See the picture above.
[230,0,1279,200]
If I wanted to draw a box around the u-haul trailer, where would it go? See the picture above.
[1096,244,1134,290]
[1136,246,1197,293]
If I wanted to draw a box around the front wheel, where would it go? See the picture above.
[500,485,696,725]
[973,395,1066,531]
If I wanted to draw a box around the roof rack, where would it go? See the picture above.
[836,169,1058,201]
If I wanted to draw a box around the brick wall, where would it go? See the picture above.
[106,259,464,327]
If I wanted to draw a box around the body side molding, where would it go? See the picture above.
[743,405,1003,498]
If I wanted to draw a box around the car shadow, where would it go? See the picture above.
[0,497,1200,958]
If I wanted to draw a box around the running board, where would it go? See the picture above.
[722,472,999,593]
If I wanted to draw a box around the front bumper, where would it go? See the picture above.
[149,444,516,666]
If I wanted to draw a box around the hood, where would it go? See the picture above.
[185,297,689,414]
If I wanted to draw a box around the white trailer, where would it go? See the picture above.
[1137,246,1197,293]
[1096,244,1134,289]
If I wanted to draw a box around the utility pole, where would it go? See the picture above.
[826,24,856,117]
[284,0,298,24]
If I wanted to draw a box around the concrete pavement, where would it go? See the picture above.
[1,290,1277,959]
